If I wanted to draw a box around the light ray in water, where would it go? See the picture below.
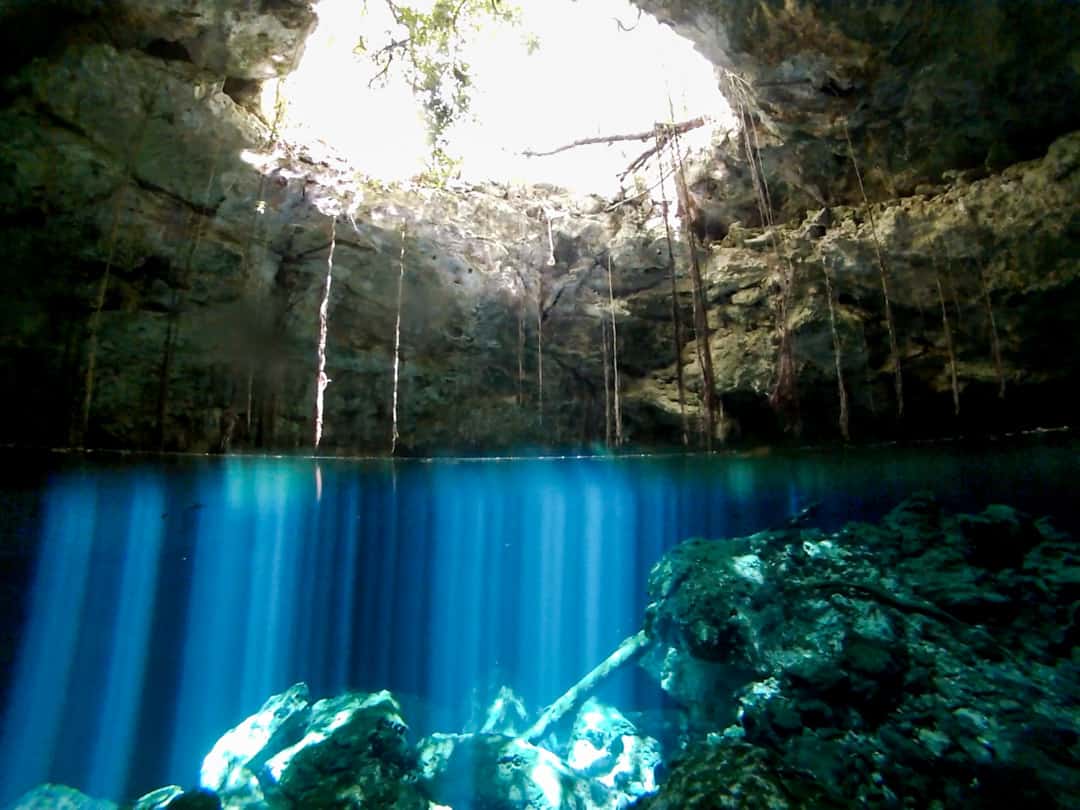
[0,476,98,798]
[0,444,1076,803]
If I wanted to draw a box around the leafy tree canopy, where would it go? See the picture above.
[355,1,536,183]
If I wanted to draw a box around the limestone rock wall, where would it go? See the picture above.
[0,0,1077,453]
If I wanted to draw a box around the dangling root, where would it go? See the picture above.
[390,221,406,454]
[723,71,799,431]
[655,126,688,445]
[935,268,960,417]
[314,216,337,449]
[844,121,904,418]
[606,254,623,447]
[822,263,850,441]
[666,119,717,450]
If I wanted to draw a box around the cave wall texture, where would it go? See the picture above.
[0,0,1078,454]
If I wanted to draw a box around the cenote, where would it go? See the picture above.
[1,436,1079,808]
[2,0,1080,808]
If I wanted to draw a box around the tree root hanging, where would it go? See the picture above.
[844,121,904,419]
[667,120,717,450]
[935,270,961,417]
[655,127,688,445]
[606,254,623,447]
[724,71,800,432]
[314,216,337,449]
[822,263,850,441]
[390,221,406,454]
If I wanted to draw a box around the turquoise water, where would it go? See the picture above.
[0,436,1076,804]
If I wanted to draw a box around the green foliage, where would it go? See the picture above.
[356,1,526,183]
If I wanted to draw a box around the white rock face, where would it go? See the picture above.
[199,682,311,806]
[567,699,661,806]
[263,690,405,784]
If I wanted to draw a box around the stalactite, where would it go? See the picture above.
[602,317,612,447]
[822,263,851,441]
[936,272,961,417]
[655,126,688,445]
[667,127,715,451]
[313,216,337,450]
[391,222,406,454]
[844,121,904,418]
[606,254,623,447]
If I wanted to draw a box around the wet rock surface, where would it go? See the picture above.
[642,495,1080,807]
[0,0,1077,451]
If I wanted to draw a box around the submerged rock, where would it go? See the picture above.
[261,690,425,809]
[8,784,118,810]
[641,496,1080,806]
[199,682,310,807]
[416,732,597,810]
[566,699,660,805]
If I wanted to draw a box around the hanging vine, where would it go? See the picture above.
[601,317,612,447]
[977,258,1006,400]
[666,123,716,450]
[723,71,799,432]
[157,129,224,451]
[822,261,851,441]
[606,253,623,447]
[391,221,407,454]
[72,81,161,448]
[314,216,337,450]
[935,268,960,417]
[655,125,688,445]
[844,120,904,418]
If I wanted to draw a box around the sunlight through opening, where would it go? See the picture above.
[265,0,733,194]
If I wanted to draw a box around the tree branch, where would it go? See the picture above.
[522,116,707,158]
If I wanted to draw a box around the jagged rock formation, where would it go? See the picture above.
[0,0,1077,452]
[640,495,1080,807]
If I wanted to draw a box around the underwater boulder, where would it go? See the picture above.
[636,741,839,810]
[261,690,425,809]
[416,732,598,809]
[199,682,310,807]
[8,784,118,809]
[164,789,222,810]
[566,698,661,806]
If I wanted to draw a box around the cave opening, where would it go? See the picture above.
[258,0,732,193]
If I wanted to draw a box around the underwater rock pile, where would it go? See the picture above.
[9,496,1077,808]
[641,495,1080,807]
